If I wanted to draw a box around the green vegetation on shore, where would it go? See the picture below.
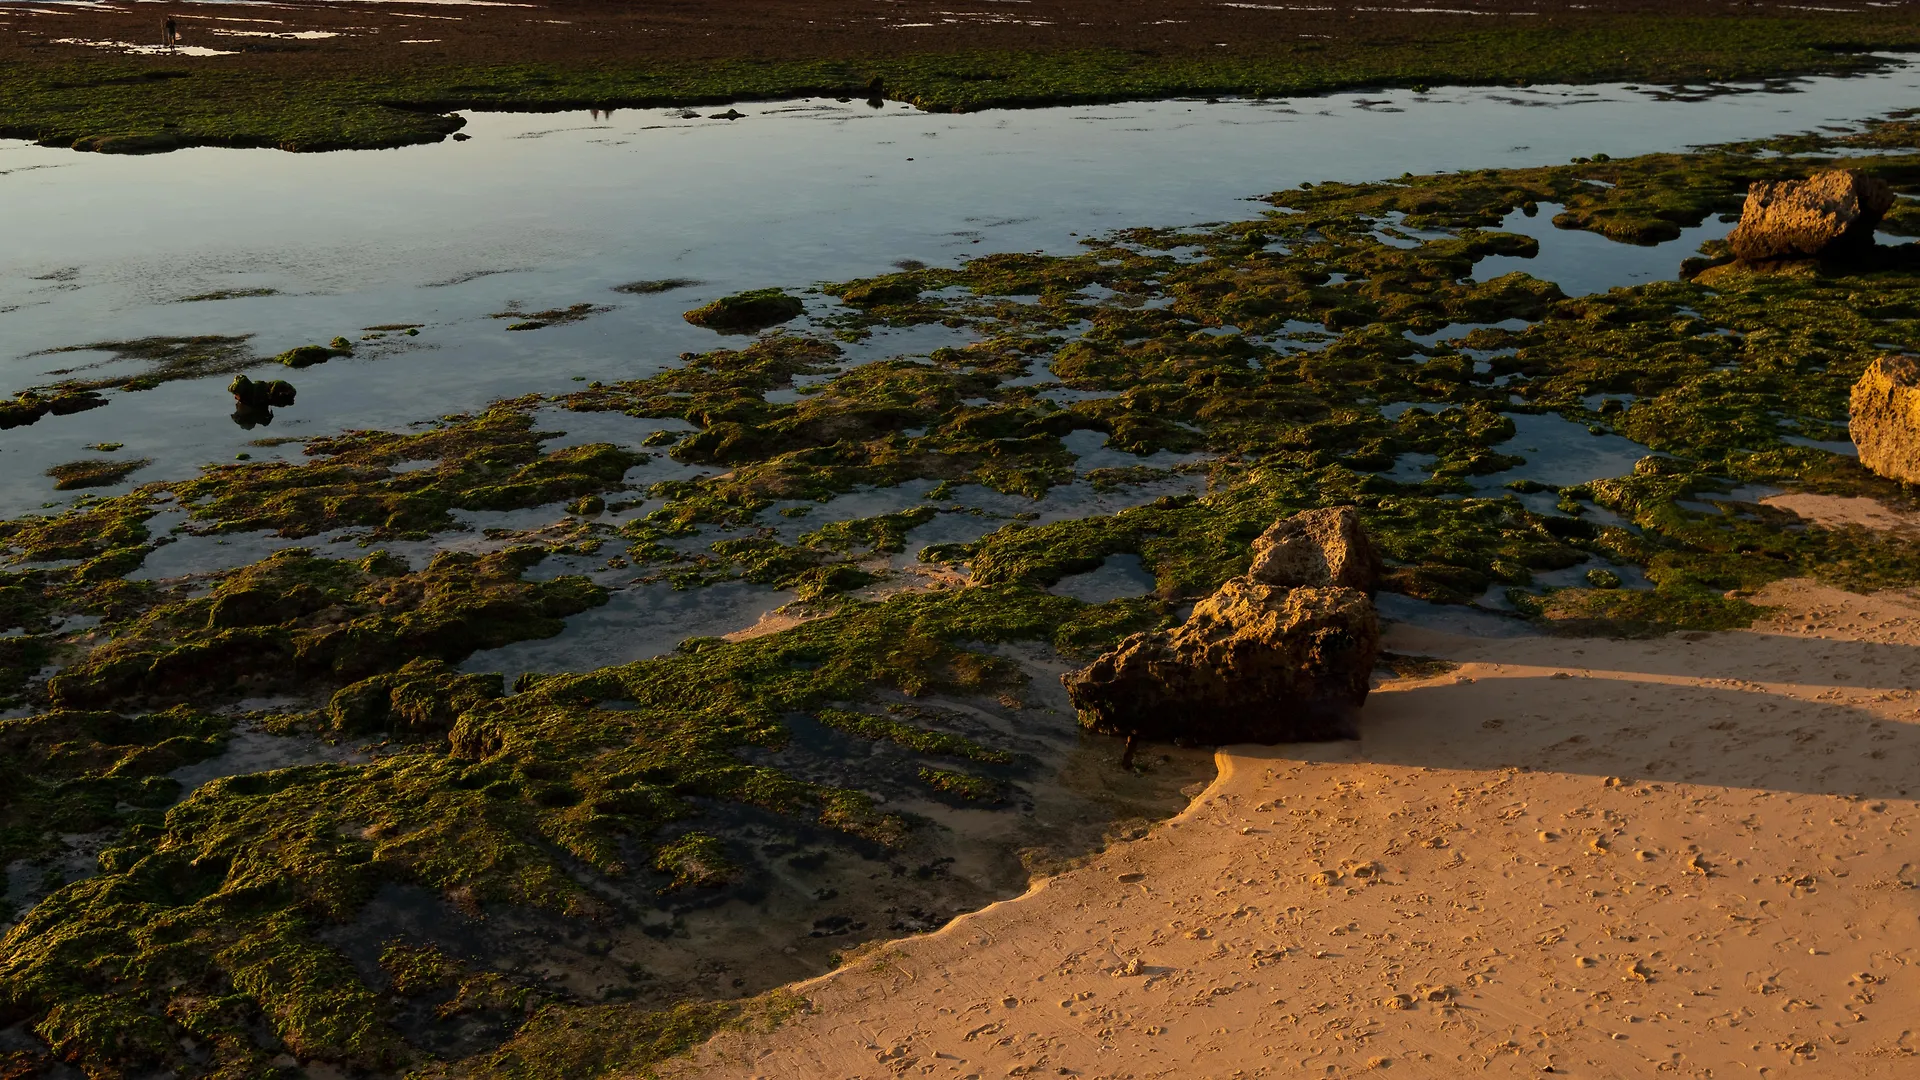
[3,100,1920,1080]
[2,16,1917,153]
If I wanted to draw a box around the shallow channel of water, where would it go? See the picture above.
[0,62,1910,518]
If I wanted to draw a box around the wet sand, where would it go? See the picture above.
[668,573,1920,1078]
[1764,493,1920,536]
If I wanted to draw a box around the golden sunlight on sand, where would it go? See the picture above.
[669,577,1920,1079]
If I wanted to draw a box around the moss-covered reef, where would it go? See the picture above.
[522,112,1919,632]
[0,584,1100,1078]
[0,705,231,891]
[3,15,1919,154]
[171,403,646,540]
[46,546,605,709]
[682,290,804,334]
[491,304,608,332]
[1270,117,1920,246]
[7,333,399,431]
[7,111,1920,1080]
[4,337,257,431]
[45,458,151,492]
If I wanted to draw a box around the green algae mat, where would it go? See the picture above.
[4,15,1919,153]
[4,110,1920,1079]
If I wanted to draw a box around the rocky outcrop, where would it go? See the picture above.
[1065,506,1385,747]
[1247,505,1382,593]
[327,657,503,735]
[1726,170,1896,263]
[1065,580,1377,745]
[1850,355,1920,483]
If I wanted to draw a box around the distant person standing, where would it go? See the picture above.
[163,16,178,48]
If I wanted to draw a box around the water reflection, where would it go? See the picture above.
[2,62,1913,521]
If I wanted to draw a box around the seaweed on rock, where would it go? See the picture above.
[172,402,647,540]
[0,585,1072,1077]
[6,106,1920,1080]
[46,546,606,708]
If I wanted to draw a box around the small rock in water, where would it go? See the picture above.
[683,288,805,333]
[1726,169,1895,262]
[227,374,296,409]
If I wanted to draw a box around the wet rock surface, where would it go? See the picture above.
[1850,355,1920,483]
[227,374,297,410]
[682,289,806,333]
[1726,168,1896,262]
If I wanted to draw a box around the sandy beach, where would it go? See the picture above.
[670,573,1920,1079]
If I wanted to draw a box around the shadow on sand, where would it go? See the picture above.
[1349,629,1920,800]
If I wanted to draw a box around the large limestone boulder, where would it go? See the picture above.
[1063,580,1379,745]
[1248,505,1382,593]
[1850,355,1920,483]
[1726,169,1896,262]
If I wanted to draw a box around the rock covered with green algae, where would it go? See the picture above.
[45,457,151,492]
[46,546,606,709]
[277,339,354,368]
[227,373,296,409]
[682,288,805,333]
[0,705,231,891]
[0,387,106,430]
[172,402,646,540]
[1850,355,1920,484]
[326,657,504,735]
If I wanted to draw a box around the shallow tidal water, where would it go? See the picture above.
[2,60,1910,1062]
[0,62,1909,521]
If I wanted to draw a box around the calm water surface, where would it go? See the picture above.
[0,63,1911,518]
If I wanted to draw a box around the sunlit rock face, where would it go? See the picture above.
[1727,169,1895,262]
[1852,355,1920,484]
[1065,509,1382,746]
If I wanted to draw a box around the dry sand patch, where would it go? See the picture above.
[669,578,1920,1079]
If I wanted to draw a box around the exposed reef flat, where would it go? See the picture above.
[1,2,1918,153]
[3,107,1920,1078]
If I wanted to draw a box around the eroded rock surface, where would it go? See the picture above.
[1064,579,1379,745]
[1851,355,1920,483]
[1726,169,1895,262]
[1247,505,1382,593]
